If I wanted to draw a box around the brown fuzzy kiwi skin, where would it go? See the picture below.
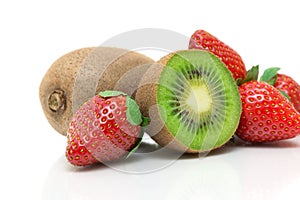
[39,48,94,136]
[135,51,228,153]
[39,47,154,136]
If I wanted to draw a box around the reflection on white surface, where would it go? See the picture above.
[43,138,300,200]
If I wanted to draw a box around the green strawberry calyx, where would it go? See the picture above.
[237,66,291,100]
[125,129,144,159]
[126,97,143,126]
[99,90,150,127]
[99,90,149,159]
[99,90,127,97]
[259,67,291,100]
[260,67,280,85]
[237,65,259,85]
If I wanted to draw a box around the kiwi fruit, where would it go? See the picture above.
[39,47,153,136]
[135,50,241,153]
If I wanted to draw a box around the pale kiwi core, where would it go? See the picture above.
[185,83,212,114]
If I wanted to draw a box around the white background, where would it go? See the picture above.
[1,0,300,199]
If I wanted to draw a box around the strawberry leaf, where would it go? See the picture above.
[125,129,144,159]
[279,90,291,101]
[99,90,127,97]
[229,136,235,143]
[126,96,142,126]
[237,65,259,85]
[236,78,242,86]
[260,67,280,85]
[141,116,150,127]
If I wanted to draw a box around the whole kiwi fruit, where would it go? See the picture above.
[135,50,241,153]
[39,47,154,136]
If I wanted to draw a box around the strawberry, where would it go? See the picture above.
[66,123,98,166]
[65,91,145,166]
[254,67,300,112]
[236,66,300,142]
[274,74,300,112]
[188,29,247,81]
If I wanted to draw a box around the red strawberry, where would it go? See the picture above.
[274,74,300,112]
[189,29,247,81]
[236,66,300,142]
[66,123,98,166]
[65,91,144,166]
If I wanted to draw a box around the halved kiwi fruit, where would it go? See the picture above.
[39,47,153,136]
[136,50,241,153]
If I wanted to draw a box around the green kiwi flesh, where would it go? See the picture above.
[157,50,241,152]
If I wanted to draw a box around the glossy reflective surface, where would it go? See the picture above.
[43,137,300,200]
